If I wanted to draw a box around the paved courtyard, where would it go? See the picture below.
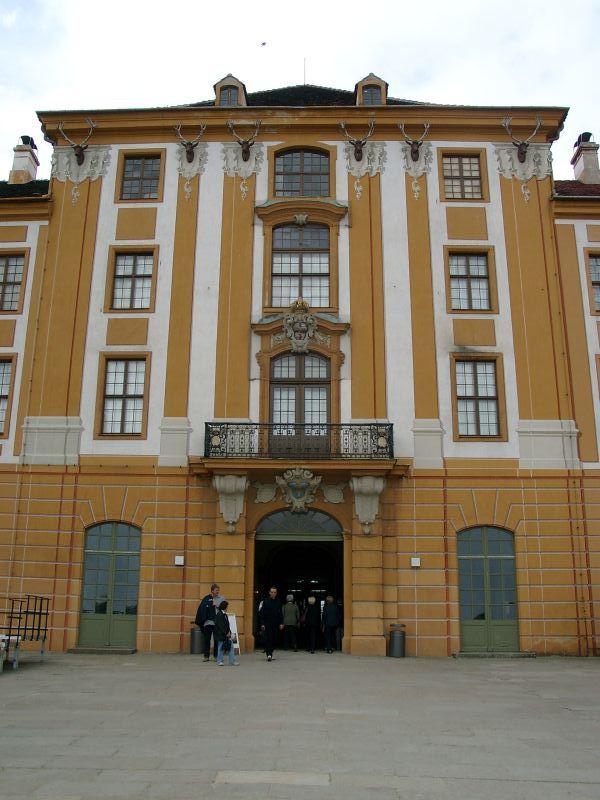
[0,649,599,799]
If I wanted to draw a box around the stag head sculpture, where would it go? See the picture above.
[398,122,431,162]
[175,124,207,163]
[58,118,97,166]
[501,117,542,164]
[227,121,261,162]
[339,120,375,162]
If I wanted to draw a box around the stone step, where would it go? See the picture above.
[68,647,137,655]
[453,651,536,659]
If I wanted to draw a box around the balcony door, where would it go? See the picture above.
[270,353,330,457]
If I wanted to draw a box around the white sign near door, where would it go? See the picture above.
[229,613,240,656]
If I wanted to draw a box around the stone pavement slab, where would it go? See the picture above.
[0,650,599,799]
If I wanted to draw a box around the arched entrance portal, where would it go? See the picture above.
[254,509,343,650]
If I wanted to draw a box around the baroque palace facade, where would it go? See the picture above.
[0,73,599,657]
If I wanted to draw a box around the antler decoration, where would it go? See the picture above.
[175,124,207,163]
[57,118,97,166]
[339,120,375,162]
[398,122,430,162]
[501,117,542,164]
[227,120,261,162]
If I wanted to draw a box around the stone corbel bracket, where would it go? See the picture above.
[51,145,111,204]
[222,142,264,199]
[176,144,208,201]
[213,474,249,533]
[349,476,385,534]
[343,141,387,199]
[400,142,433,199]
[494,144,553,203]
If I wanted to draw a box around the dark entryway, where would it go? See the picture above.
[254,509,343,650]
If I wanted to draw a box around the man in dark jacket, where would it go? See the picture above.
[195,583,225,662]
[322,595,340,653]
[258,586,284,661]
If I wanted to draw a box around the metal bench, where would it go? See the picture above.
[0,595,49,671]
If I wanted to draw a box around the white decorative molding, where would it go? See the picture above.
[412,419,445,469]
[349,476,385,534]
[322,482,345,504]
[213,474,249,533]
[176,144,208,201]
[51,145,111,203]
[400,142,433,199]
[276,467,322,513]
[517,420,580,470]
[343,142,386,199]
[21,416,83,465]
[158,417,192,467]
[253,482,277,503]
[494,144,553,202]
[222,142,264,199]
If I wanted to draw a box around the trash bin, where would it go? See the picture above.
[389,623,406,657]
[190,624,204,655]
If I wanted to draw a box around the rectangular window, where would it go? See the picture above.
[455,359,499,437]
[220,86,239,106]
[272,224,330,308]
[449,253,490,310]
[0,359,13,435]
[589,254,600,312]
[362,85,382,105]
[0,254,24,311]
[120,155,161,200]
[101,358,147,435]
[442,154,483,199]
[111,252,154,310]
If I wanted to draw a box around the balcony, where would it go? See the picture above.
[204,422,394,460]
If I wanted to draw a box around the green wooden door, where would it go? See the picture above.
[458,527,519,653]
[78,523,141,648]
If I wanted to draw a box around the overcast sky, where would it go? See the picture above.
[0,0,598,182]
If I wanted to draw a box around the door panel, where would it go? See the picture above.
[79,523,140,649]
[458,527,519,653]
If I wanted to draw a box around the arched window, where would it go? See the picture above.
[270,352,330,456]
[272,224,329,308]
[274,149,329,197]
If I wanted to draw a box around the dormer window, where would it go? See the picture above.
[362,85,381,105]
[355,73,387,106]
[220,86,239,106]
[214,74,247,107]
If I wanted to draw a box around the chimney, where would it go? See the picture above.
[571,132,600,184]
[8,136,39,184]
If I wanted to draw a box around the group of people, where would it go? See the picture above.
[194,583,239,666]
[258,587,342,660]
[195,583,343,665]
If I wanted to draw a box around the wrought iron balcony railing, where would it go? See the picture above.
[204,422,394,460]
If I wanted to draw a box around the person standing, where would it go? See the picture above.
[282,594,300,651]
[258,586,284,661]
[304,595,321,653]
[195,583,225,662]
[214,600,238,666]
[322,595,340,653]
